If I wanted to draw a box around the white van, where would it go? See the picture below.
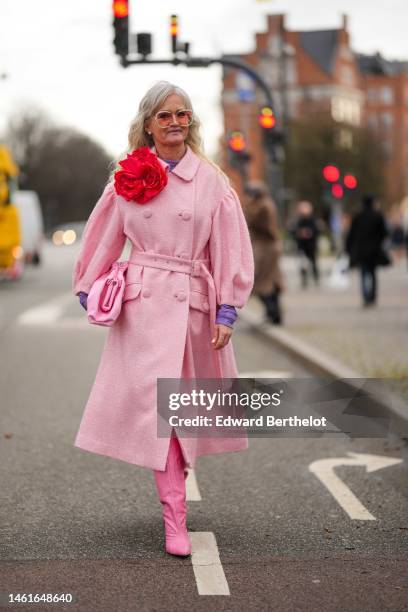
[13,190,45,265]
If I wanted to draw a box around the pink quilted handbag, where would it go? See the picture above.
[87,260,129,326]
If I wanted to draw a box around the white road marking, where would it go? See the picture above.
[309,452,403,520]
[16,294,101,329]
[186,468,202,501]
[17,293,74,326]
[238,370,293,379]
[190,532,230,596]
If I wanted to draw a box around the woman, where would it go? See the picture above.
[243,180,284,324]
[72,81,254,557]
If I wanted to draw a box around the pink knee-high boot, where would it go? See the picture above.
[153,432,191,556]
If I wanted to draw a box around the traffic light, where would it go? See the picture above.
[228,131,246,153]
[170,15,178,54]
[137,33,152,57]
[258,107,276,129]
[322,165,340,183]
[257,106,284,163]
[331,184,344,199]
[113,0,129,57]
[344,173,357,189]
[227,131,251,176]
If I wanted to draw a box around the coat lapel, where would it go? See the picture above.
[151,144,201,182]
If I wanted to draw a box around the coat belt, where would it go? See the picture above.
[128,250,223,378]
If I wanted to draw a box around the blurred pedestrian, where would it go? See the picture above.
[387,204,405,265]
[345,194,389,307]
[243,180,284,324]
[290,200,320,288]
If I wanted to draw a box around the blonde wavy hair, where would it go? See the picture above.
[108,80,229,185]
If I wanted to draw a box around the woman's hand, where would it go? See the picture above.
[211,323,233,350]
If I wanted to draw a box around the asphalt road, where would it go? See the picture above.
[0,243,407,612]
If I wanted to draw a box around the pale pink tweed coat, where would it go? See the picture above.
[72,145,254,470]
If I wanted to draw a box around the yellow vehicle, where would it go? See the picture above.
[0,145,24,279]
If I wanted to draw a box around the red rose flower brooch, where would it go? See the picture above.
[114,147,168,204]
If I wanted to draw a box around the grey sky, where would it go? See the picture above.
[1,0,407,158]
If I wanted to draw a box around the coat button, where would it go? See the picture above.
[203,301,210,311]
[142,288,151,298]
[175,291,186,302]
[181,211,191,221]
[143,209,152,218]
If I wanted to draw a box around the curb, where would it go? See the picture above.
[239,303,408,435]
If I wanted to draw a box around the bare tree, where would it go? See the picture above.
[284,114,386,218]
[4,107,113,230]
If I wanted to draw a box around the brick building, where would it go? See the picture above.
[220,13,408,209]
[357,52,408,203]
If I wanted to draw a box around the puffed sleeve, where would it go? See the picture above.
[72,181,127,295]
[209,187,255,307]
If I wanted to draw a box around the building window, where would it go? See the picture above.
[331,96,361,125]
[341,66,354,86]
[367,115,379,130]
[285,57,297,85]
[381,86,394,105]
[337,128,353,149]
[367,86,394,105]
[381,112,393,129]
[267,34,281,57]
[367,88,377,103]
[382,140,393,159]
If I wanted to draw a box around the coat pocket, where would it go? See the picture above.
[189,276,210,313]
[123,282,142,303]
[189,289,210,314]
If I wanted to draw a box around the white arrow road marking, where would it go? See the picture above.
[186,469,202,501]
[190,532,230,596]
[238,370,293,379]
[309,452,403,520]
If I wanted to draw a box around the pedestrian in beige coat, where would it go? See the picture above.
[243,180,284,324]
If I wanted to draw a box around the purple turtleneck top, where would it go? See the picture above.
[78,155,238,328]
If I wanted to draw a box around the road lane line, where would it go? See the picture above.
[186,469,202,501]
[17,293,73,326]
[190,532,230,596]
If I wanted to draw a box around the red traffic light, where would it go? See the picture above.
[113,0,128,18]
[170,14,178,53]
[344,174,358,189]
[323,165,340,183]
[170,15,178,36]
[332,184,344,199]
[228,131,246,152]
[258,107,276,129]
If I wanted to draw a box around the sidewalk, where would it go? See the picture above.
[241,255,408,416]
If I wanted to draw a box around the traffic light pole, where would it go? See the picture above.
[120,55,283,215]
[121,55,274,108]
